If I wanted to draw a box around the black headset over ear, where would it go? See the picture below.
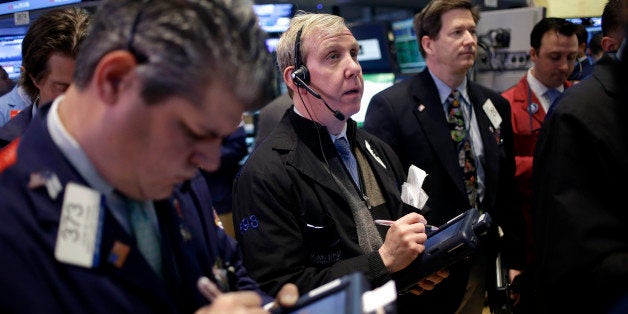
[292,27,310,86]
[290,26,345,121]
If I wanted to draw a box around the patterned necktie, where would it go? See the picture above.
[126,198,163,277]
[334,137,360,190]
[446,90,478,208]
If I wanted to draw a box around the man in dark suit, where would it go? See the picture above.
[363,0,525,312]
[532,0,628,312]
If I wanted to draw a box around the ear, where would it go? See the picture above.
[93,50,138,105]
[421,35,433,56]
[601,36,618,53]
[529,47,538,62]
[29,73,41,91]
[283,65,301,95]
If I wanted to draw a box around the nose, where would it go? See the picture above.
[462,30,477,46]
[190,139,222,172]
[559,58,571,72]
[344,56,362,79]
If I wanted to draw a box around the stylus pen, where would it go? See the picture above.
[197,276,222,302]
[374,219,439,232]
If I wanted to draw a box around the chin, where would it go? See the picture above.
[148,185,177,200]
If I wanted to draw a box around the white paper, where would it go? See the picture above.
[362,280,397,313]
[401,165,429,209]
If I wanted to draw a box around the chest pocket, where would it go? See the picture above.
[302,216,342,266]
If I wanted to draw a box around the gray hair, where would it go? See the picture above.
[73,0,274,111]
[276,11,348,73]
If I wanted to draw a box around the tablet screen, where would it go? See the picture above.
[426,216,463,246]
[285,289,346,314]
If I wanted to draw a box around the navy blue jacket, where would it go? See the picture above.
[0,113,268,313]
[0,103,35,148]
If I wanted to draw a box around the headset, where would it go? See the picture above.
[291,27,345,121]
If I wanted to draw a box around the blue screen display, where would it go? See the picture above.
[0,0,81,16]
[0,34,24,80]
[288,290,346,314]
[253,4,293,33]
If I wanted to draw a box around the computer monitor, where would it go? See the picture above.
[265,37,280,53]
[354,72,395,127]
[253,3,293,34]
[349,21,395,74]
[0,33,25,81]
[391,17,426,75]
[0,0,82,15]
[566,17,602,43]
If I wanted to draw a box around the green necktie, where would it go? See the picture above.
[126,199,163,277]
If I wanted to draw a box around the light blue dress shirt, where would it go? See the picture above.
[0,85,31,127]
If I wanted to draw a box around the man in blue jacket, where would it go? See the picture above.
[0,0,296,313]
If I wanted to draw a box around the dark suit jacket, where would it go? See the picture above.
[533,54,628,313]
[363,69,525,312]
[0,113,268,313]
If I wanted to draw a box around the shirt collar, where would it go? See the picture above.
[293,104,348,142]
[429,69,469,105]
[47,95,113,196]
[527,67,564,96]
[329,123,348,142]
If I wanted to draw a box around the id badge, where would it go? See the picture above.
[54,183,105,268]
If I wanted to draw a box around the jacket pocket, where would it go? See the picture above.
[302,219,342,266]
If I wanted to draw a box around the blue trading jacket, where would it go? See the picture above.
[0,113,268,313]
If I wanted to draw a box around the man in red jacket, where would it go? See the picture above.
[501,17,578,266]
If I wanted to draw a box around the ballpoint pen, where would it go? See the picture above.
[197,276,223,301]
[374,219,439,233]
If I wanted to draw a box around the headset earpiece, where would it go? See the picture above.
[292,27,310,86]
[291,26,345,121]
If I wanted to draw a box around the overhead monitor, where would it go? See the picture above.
[349,21,395,74]
[565,17,602,43]
[265,37,280,53]
[253,4,293,34]
[391,17,426,75]
[0,33,24,80]
[354,72,395,127]
[0,0,82,16]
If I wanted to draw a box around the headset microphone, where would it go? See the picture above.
[292,27,345,121]
[292,74,346,121]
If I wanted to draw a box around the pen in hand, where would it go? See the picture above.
[197,276,223,302]
[374,219,439,233]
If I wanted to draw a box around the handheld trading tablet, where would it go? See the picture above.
[271,272,370,314]
[394,207,491,292]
